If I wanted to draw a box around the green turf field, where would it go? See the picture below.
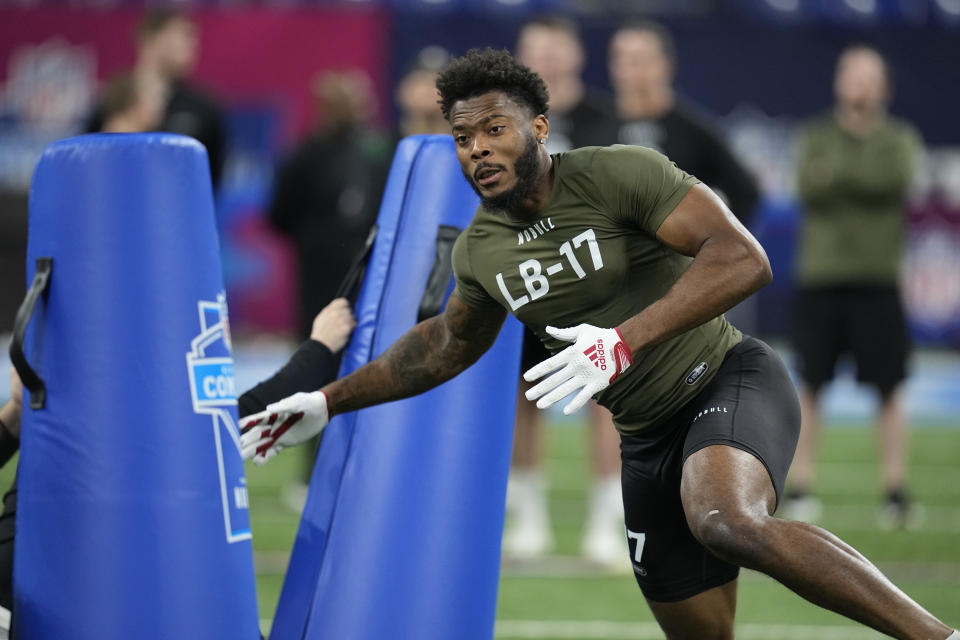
[244,423,959,638]
[3,424,952,637]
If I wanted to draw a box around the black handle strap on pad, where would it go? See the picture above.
[417,225,462,322]
[10,257,52,410]
[335,224,378,303]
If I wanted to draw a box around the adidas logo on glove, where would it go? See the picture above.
[524,324,634,416]
[584,340,607,371]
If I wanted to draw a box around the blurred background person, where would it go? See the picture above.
[395,46,450,138]
[506,14,624,568]
[786,44,923,528]
[609,21,759,226]
[97,72,164,134]
[515,15,619,154]
[87,9,227,189]
[608,19,762,350]
[270,68,390,338]
[268,68,390,506]
[0,369,22,640]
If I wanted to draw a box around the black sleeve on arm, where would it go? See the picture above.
[0,420,18,469]
[237,340,340,418]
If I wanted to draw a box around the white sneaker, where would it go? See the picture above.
[781,494,823,523]
[581,521,628,570]
[877,490,926,531]
[503,516,554,559]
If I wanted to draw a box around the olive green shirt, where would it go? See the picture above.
[452,145,742,434]
[795,114,921,286]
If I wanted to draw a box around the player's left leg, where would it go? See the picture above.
[682,443,952,640]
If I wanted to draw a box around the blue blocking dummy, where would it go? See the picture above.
[270,136,523,640]
[16,134,259,639]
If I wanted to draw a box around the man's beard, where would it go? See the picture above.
[466,134,541,214]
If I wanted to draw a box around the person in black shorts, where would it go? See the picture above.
[240,49,957,639]
[787,45,922,527]
[620,337,800,601]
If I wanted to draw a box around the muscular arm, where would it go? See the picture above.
[321,292,507,416]
[618,183,771,352]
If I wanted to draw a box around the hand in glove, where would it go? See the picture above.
[239,391,329,465]
[523,324,632,415]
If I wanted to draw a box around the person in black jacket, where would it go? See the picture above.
[609,21,759,225]
[87,9,227,189]
[269,70,391,339]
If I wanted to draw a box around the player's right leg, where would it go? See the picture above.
[504,327,555,558]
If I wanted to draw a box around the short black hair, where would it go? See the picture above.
[436,48,549,121]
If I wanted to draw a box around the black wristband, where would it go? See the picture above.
[237,340,340,418]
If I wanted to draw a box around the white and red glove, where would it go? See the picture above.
[523,324,633,415]
[239,391,330,465]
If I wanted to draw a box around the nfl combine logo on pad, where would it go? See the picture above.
[186,292,251,543]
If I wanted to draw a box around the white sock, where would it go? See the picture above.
[585,475,623,529]
[944,631,960,640]
[505,468,549,526]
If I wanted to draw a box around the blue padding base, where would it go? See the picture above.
[270,135,522,640]
[17,134,258,639]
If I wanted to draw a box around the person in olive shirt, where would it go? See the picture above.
[239,49,956,640]
[787,45,923,528]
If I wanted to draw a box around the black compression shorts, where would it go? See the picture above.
[617,336,801,602]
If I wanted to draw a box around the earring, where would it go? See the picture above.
[539,138,547,144]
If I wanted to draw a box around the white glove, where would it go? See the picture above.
[239,391,330,465]
[523,324,633,416]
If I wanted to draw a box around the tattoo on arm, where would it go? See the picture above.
[324,294,506,415]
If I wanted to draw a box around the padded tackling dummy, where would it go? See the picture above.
[270,135,523,640]
[15,134,259,639]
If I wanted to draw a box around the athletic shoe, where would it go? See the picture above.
[780,490,823,523]
[878,488,925,531]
